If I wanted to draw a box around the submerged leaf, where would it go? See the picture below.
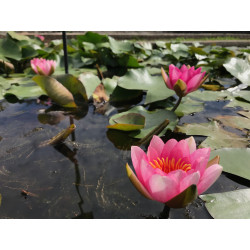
[200,189,250,219]
[39,124,76,146]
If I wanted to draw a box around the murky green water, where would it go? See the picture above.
[0,99,248,218]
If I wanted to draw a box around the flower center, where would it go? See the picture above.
[149,157,191,174]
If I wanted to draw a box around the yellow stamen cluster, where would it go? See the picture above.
[149,157,191,174]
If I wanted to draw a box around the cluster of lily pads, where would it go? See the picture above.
[1,31,250,218]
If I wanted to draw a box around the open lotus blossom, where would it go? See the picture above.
[126,136,223,208]
[30,58,56,76]
[161,64,207,97]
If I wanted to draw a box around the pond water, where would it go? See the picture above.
[0,98,248,219]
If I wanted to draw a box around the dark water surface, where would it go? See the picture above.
[0,99,248,219]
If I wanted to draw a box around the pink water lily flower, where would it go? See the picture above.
[30,58,56,76]
[126,136,223,208]
[35,35,45,41]
[161,64,207,97]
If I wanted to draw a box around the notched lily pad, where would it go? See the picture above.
[200,189,250,219]
[107,113,145,131]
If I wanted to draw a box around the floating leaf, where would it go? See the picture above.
[0,37,22,60]
[223,57,250,85]
[200,189,250,219]
[176,121,249,150]
[7,31,30,41]
[32,75,77,108]
[210,148,250,181]
[238,110,250,119]
[109,106,178,138]
[39,124,76,146]
[188,90,228,102]
[78,72,100,99]
[107,113,145,131]
[109,37,133,54]
[118,68,174,104]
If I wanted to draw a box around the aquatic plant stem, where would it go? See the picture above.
[138,119,169,145]
[171,96,182,112]
[62,31,69,74]
[159,205,170,219]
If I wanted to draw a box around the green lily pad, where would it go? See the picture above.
[109,106,178,138]
[117,68,175,104]
[107,113,145,131]
[54,74,88,101]
[210,148,250,180]
[200,189,250,219]
[0,37,22,60]
[7,31,30,41]
[188,90,228,102]
[176,121,249,150]
[4,81,46,100]
[223,57,250,85]
[102,78,117,96]
[77,32,109,45]
[109,37,133,54]
[78,72,100,99]
[32,75,77,108]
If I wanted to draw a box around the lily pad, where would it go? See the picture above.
[176,121,249,150]
[108,37,133,54]
[78,72,100,99]
[54,74,88,101]
[107,113,145,131]
[0,37,22,60]
[200,189,250,219]
[215,115,250,131]
[223,57,250,86]
[117,68,175,104]
[32,75,77,108]
[210,148,250,180]
[109,106,178,138]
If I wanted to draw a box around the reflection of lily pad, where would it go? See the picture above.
[176,121,249,150]
[210,148,250,181]
[200,189,250,219]
[117,68,174,104]
[109,106,178,138]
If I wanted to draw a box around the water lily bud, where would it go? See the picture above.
[161,64,207,96]
[30,58,56,76]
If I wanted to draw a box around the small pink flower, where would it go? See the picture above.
[35,35,45,41]
[161,64,207,97]
[126,136,222,208]
[30,58,56,76]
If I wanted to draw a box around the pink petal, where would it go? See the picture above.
[148,135,164,157]
[167,169,187,184]
[180,64,188,73]
[185,136,196,154]
[140,158,157,185]
[161,138,178,159]
[197,164,223,194]
[186,72,204,93]
[147,145,159,163]
[190,148,210,168]
[131,146,148,182]
[147,174,178,203]
[168,139,190,162]
[170,66,181,86]
[161,68,172,89]
[179,70,189,83]
[180,171,200,193]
